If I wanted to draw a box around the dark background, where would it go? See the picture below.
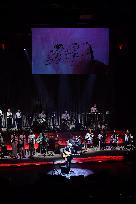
[0,1,133,129]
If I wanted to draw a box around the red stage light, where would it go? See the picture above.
[0,42,7,49]
[118,43,124,50]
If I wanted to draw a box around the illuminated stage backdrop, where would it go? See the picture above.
[32,28,109,74]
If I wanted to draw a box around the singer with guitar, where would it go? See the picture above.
[63,143,73,171]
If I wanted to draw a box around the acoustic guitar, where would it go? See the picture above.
[62,150,72,158]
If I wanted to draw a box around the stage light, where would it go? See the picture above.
[118,43,124,50]
[24,48,26,51]
[0,42,7,49]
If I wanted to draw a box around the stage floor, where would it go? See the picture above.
[0,148,126,167]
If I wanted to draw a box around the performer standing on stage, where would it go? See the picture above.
[42,133,49,155]
[28,131,35,158]
[11,133,18,159]
[6,108,13,129]
[85,128,94,149]
[0,133,4,144]
[98,131,103,150]
[124,129,131,149]
[15,109,22,130]
[63,143,73,171]
[17,133,25,159]
[36,132,49,155]
[111,130,118,149]
[0,133,5,158]
[0,109,3,129]
[90,104,98,125]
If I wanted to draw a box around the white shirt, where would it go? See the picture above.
[125,134,129,141]
[39,113,46,119]
[0,110,3,116]
[61,113,70,120]
[85,133,91,140]
[16,112,22,118]
[91,107,97,113]
[28,134,36,143]
[98,134,103,140]
[7,111,12,118]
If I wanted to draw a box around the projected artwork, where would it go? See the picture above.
[32,28,109,74]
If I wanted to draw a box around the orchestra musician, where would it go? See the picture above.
[38,110,46,123]
[111,130,118,149]
[85,129,94,149]
[48,135,55,155]
[73,135,82,154]
[124,129,131,149]
[129,133,134,150]
[0,109,3,128]
[37,132,49,155]
[36,132,43,153]
[90,104,98,124]
[15,109,22,130]
[0,132,5,158]
[28,131,35,158]
[6,108,13,129]
[61,110,70,130]
[61,110,70,122]
[43,134,49,155]
[17,133,26,159]
[90,104,98,113]
[98,131,103,150]
[0,133,4,144]
[11,133,18,159]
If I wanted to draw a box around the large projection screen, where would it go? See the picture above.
[32,28,109,74]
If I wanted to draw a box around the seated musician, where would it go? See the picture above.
[85,132,91,150]
[73,136,82,154]
[90,104,98,113]
[63,143,73,171]
[61,110,70,122]
[61,110,70,131]
[38,110,46,123]
[67,138,75,147]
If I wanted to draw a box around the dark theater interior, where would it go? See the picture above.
[0,1,135,203]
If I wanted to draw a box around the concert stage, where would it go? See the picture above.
[0,149,126,167]
[0,148,135,203]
